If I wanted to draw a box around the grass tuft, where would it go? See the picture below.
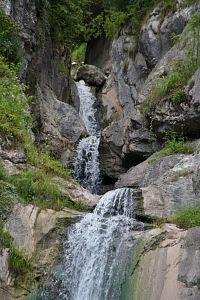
[172,206,200,229]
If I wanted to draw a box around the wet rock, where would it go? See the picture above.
[120,225,200,300]
[76,64,106,87]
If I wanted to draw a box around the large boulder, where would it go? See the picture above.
[34,85,86,165]
[76,64,106,87]
[116,149,200,218]
[121,225,200,300]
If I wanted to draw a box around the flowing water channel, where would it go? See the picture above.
[73,80,101,194]
[30,80,144,300]
[57,188,143,300]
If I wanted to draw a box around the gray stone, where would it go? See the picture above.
[76,64,106,87]
[120,225,200,300]
[35,85,86,163]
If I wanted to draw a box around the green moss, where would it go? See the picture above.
[172,206,200,228]
[169,168,194,183]
[58,62,68,76]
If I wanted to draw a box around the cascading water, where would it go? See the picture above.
[73,80,101,194]
[29,82,144,300]
[54,188,143,300]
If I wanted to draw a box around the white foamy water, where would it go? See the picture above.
[73,80,101,193]
[57,188,143,300]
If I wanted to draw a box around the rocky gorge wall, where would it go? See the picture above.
[1,0,200,299]
[85,2,200,182]
[0,0,86,167]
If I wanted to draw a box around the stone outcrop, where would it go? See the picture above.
[76,64,106,87]
[0,0,85,165]
[0,203,83,300]
[116,147,200,218]
[120,224,200,300]
[85,3,197,179]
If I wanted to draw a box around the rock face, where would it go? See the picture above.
[116,149,200,218]
[0,203,84,300]
[85,4,196,179]
[116,149,200,217]
[35,86,86,164]
[0,0,85,165]
[76,64,106,87]
[120,224,200,300]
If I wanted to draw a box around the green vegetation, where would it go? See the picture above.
[172,206,200,229]
[160,139,193,156]
[9,245,33,277]
[0,56,31,144]
[36,0,193,48]
[0,222,33,277]
[140,13,200,114]
[148,130,193,163]
[0,9,21,64]
[0,180,19,221]
[7,170,74,211]
[197,278,200,289]
[0,56,71,179]
[169,168,194,183]
[0,165,85,212]
[72,43,87,63]
[140,60,198,114]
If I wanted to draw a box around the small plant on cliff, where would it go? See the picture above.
[0,9,22,65]
[0,56,31,144]
[172,206,200,228]
[161,130,193,155]
[9,245,33,277]
[7,170,72,211]
[0,222,33,277]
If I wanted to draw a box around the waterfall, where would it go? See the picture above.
[73,80,101,194]
[55,188,143,300]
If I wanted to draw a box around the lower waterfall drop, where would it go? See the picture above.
[57,188,143,300]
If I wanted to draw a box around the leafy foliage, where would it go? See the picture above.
[72,43,87,63]
[48,0,92,47]
[0,9,21,64]
[0,56,31,143]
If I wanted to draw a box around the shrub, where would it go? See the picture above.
[0,180,19,221]
[0,56,31,144]
[72,43,87,63]
[140,59,199,114]
[172,206,200,228]
[0,9,22,64]
[104,11,126,39]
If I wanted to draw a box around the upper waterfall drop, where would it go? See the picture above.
[73,80,101,194]
[56,188,143,300]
